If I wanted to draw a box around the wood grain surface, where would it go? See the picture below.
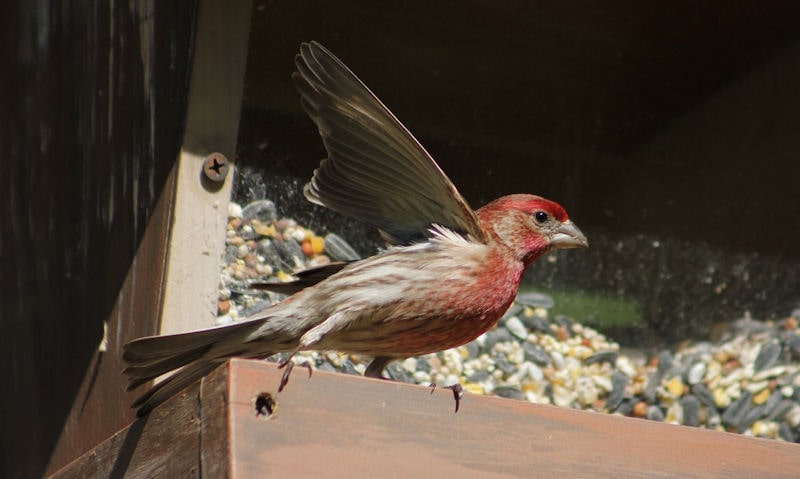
[53,358,800,477]
[225,359,800,478]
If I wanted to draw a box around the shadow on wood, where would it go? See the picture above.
[52,358,800,478]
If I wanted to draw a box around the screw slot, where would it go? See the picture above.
[203,153,229,182]
[253,392,277,418]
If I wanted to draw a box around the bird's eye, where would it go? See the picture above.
[533,211,549,224]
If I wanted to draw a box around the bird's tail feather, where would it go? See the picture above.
[130,360,223,416]
[123,318,268,415]
[124,346,212,391]
[124,321,257,363]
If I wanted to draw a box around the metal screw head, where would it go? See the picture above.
[203,153,229,182]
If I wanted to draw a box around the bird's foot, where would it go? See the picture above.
[277,355,313,392]
[429,383,464,413]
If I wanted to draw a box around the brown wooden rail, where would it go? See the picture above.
[52,358,800,478]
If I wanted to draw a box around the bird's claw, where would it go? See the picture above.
[428,382,464,413]
[277,356,312,392]
[447,384,464,413]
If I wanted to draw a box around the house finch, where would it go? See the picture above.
[124,41,587,416]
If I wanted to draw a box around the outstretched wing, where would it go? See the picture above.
[293,41,488,245]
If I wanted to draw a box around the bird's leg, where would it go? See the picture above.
[277,353,312,392]
[364,356,393,378]
[446,384,464,413]
[429,382,464,413]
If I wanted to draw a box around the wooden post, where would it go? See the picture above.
[42,0,252,474]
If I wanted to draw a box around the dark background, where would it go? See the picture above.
[4,1,800,477]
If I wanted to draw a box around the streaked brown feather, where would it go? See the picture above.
[249,261,352,295]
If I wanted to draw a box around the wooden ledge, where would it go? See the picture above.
[53,358,800,478]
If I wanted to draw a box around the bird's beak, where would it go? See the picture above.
[550,220,588,249]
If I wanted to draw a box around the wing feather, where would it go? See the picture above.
[293,41,487,245]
